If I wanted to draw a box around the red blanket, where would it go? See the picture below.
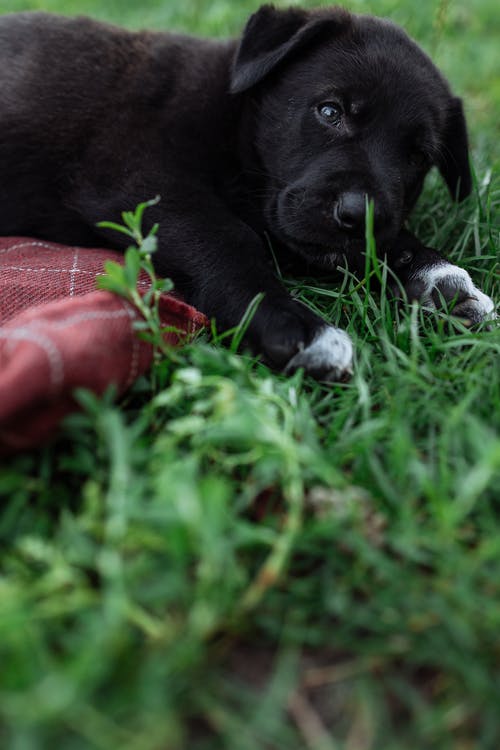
[0,238,207,452]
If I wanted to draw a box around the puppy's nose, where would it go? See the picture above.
[333,192,366,232]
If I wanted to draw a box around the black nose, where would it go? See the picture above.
[333,192,367,232]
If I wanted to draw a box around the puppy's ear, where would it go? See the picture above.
[438,97,472,201]
[231,4,350,94]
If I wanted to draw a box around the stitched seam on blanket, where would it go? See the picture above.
[0,266,97,274]
[0,241,63,255]
[0,328,64,387]
[69,249,80,297]
[122,301,141,388]
[19,308,137,331]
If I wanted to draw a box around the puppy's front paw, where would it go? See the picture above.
[284,326,353,381]
[408,263,496,325]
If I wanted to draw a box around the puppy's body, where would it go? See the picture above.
[0,7,495,377]
[0,14,238,245]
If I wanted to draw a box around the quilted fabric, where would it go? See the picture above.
[0,238,207,452]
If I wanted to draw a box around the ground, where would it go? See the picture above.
[0,1,499,749]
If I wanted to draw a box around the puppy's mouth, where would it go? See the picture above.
[267,188,395,270]
[274,230,356,270]
[268,211,371,271]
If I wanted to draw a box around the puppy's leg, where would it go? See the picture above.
[78,188,353,380]
[283,325,353,381]
[406,263,496,324]
[386,231,496,324]
[160,230,355,380]
[252,299,353,380]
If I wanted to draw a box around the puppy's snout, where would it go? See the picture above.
[333,191,367,233]
[333,192,389,236]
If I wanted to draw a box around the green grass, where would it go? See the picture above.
[1,2,499,749]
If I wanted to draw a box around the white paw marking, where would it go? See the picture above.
[284,326,354,381]
[415,262,497,323]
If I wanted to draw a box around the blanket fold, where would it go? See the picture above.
[0,238,206,452]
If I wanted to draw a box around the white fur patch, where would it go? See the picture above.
[284,326,354,381]
[415,262,496,322]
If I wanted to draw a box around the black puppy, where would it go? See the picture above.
[0,5,495,379]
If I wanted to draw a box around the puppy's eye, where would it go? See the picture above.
[317,102,342,126]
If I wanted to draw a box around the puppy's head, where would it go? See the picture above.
[232,5,471,268]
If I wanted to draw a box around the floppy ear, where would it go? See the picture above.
[231,4,350,94]
[438,97,472,201]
